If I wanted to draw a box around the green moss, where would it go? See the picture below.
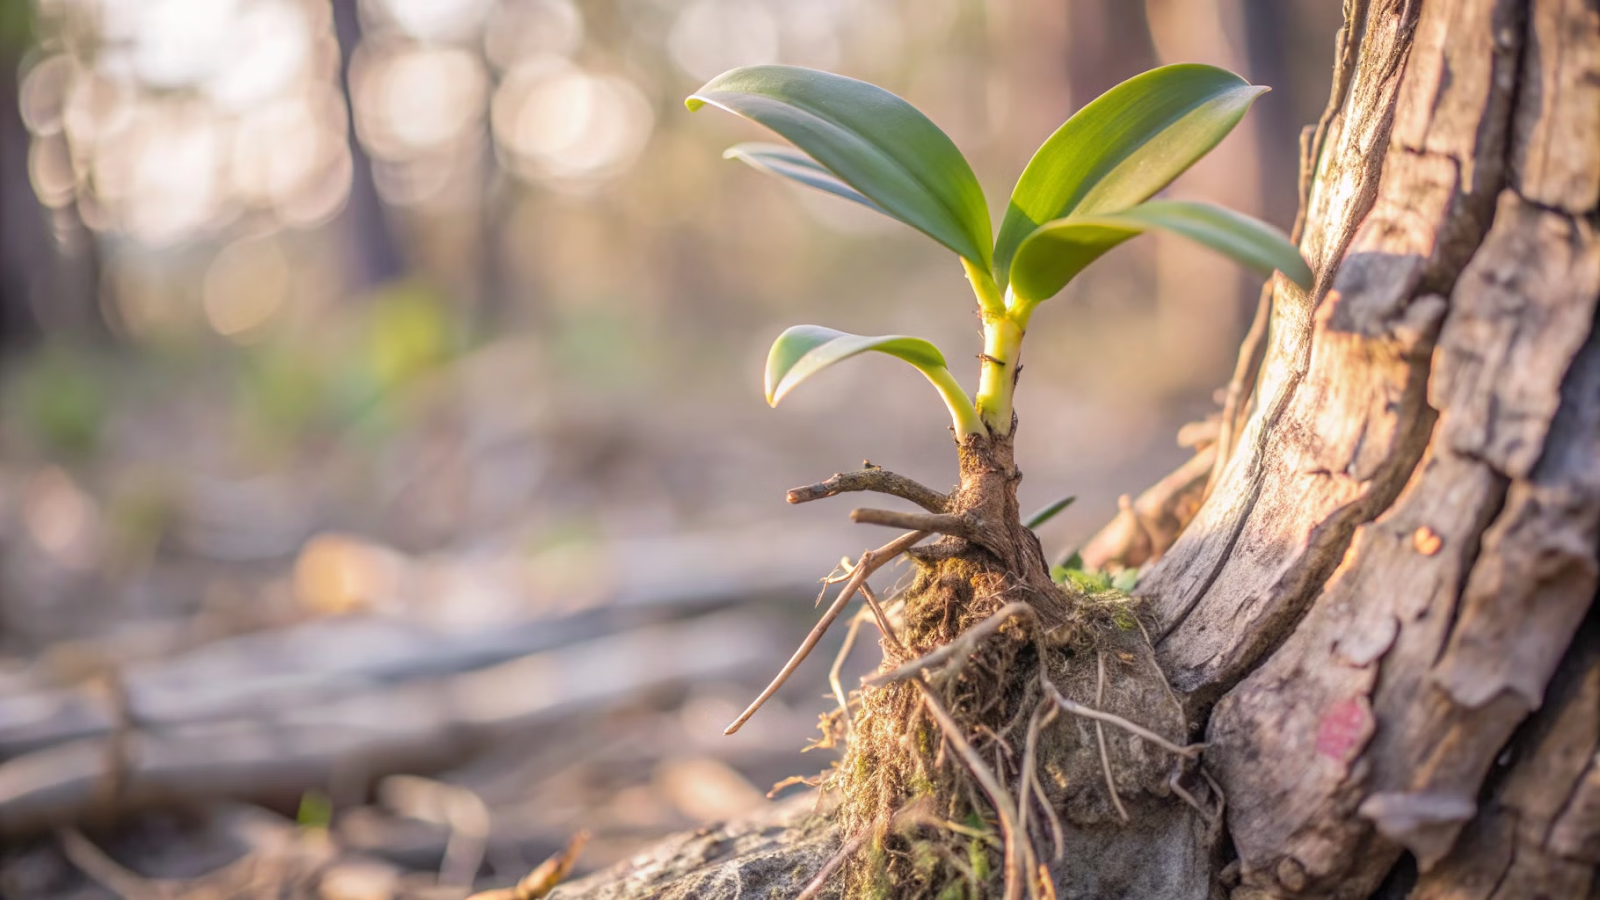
[968,836,990,881]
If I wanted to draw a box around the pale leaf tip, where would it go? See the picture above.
[684,96,707,112]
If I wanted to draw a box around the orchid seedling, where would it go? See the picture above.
[685,67,1311,898]
[687,63,1312,441]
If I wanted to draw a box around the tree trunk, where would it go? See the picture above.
[553,1,1600,896]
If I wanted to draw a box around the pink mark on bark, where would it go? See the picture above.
[1315,696,1374,768]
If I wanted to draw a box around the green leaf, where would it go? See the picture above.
[995,64,1267,285]
[1111,567,1141,592]
[1009,200,1312,303]
[1024,495,1077,530]
[688,66,992,268]
[723,143,886,214]
[765,325,948,406]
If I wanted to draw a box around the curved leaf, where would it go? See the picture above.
[995,64,1266,285]
[765,325,949,406]
[1009,200,1312,303]
[688,66,992,268]
[1024,494,1077,530]
[722,143,885,213]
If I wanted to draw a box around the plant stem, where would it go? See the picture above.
[975,304,1029,433]
[963,258,1006,318]
[925,365,988,439]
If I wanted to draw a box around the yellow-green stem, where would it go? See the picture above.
[975,304,1031,433]
[963,258,1006,318]
[925,366,988,440]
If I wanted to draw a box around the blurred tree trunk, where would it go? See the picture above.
[0,35,40,344]
[552,1,1600,897]
[330,0,404,294]
[0,10,101,345]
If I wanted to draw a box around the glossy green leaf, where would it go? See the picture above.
[722,143,885,213]
[688,66,992,268]
[995,64,1266,285]
[1024,495,1077,530]
[765,325,949,406]
[1009,200,1312,303]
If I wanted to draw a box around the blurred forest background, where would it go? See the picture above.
[0,0,1341,896]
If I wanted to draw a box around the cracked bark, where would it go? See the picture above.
[557,0,1599,896]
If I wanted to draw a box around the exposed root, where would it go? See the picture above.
[1093,652,1129,823]
[1039,675,1203,759]
[916,681,1029,900]
[830,608,870,740]
[867,602,1036,688]
[788,468,951,513]
[860,583,908,658]
[1018,702,1064,862]
[725,529,928,735]
[771,429,1208,898]
[797,829,869,900]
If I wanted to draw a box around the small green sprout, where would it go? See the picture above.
[687,64,1312,439]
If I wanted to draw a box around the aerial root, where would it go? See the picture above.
[1093,652,1129,823]
[1037,675,1204,760]
[860,583,908,658]
[787,468,951,513]
[725,529,928,735]
[1018,701,1065,863]
[829,608,870,740]
[796,828,870,900]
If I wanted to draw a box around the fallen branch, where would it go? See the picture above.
[58,829,164,900]
[787,469,949,513]
[724,530,930,735]
[0,612,788,834]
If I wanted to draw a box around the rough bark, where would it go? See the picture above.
[554,1,1600,896]
[1146,0,1600,896]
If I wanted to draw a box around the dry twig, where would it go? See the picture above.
[725,530,929,734]
[58,828,166,900]
[467,830,589,900]
[787,469,949,513]
[850,507,974,540]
